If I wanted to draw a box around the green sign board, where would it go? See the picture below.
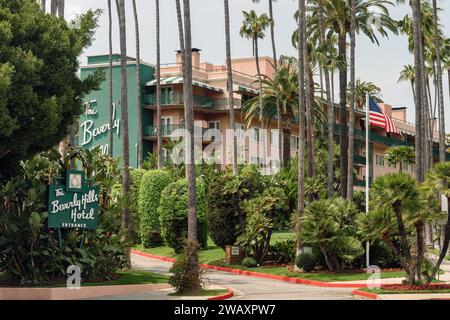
[47,171,99,230]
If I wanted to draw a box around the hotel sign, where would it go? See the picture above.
[47,171,99,230]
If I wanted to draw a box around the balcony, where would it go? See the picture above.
[143,124,219,142]
[353,154,366,166]
[143,93,241,109]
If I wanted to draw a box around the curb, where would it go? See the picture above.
[132,249,375,289]
[352,289,378,300]
[207,288,234,301]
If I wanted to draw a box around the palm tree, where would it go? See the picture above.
[131,0,142,168]
[423,163,450,282]
[347,0,356,200]
[240,10,270,168]
[252,0,282,164]
[431,0,445,163]
[305,0,398,198]
[410,0,425,182]
[371,173,421,284]
[317,0,335,198]
[296,0,306,257]
[40,0,46,12]
[386,146,415,173]
[243,57,298,165]
[156,0,163,169]
[224,0,238,175]
[398,64,416,100]
[108,0,114,157]
[116,0,131,246]
[304,19,314,179]
[352,80,382,109]
[177,0,201,293]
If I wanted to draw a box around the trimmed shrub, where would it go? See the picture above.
[242,257,257,268]
[138,170,171,246]
[207,173,241,249]
[270,240,296,265]
[142,229,163,249]
[295,253,316,272]
[130,169,147,205]
[159,178,208,253]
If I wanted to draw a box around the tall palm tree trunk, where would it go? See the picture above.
[254,37,266,168]
[346,0,356,200]
[116,0,131,242]
[268,0,282,166]
[338,32,348,198]
[40,0,46,12]
[432,0,446,163]
[108,0,114,157]
[411,0,424,183]
[51,0,57,15]
[132,0,143,168]
[180,0,201,292]
[318,1,334,197]
[224,0,238,175]
[304,57,314,178]
[156,0,163,169]
[419,34,430,172]
[57,0,64,17]
[296,0,306,257]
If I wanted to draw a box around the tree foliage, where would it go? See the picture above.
[0,0,103,177]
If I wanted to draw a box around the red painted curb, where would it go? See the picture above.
[132,249,376,289]
[352,289,378,300]
[207,288,234,301]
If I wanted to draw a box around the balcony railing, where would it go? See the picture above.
[143,124,219,140]
[143,93,241,109]
[354,154,366,166]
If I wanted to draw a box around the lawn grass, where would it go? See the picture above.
[169,289,228,297]
[134,231,409,282]
[360,287,450,295]
[0,270,169,288]
[81,270,169,287]
[134,232,296,265]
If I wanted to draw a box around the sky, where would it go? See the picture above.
[59,0,450,126]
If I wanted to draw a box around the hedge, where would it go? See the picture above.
[159,178,208,253]
[138,170,171,246]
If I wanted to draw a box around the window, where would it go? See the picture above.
[251,156,262,166]
[235,123,245,139]
[208,121,220,130]
[252,128,262,143]
[375,154,385,167]
[291,135,299,150]
[270,130,279,145]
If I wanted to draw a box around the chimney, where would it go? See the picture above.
[175,48,202,68]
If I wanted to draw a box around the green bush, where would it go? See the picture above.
[0,150,128,286]
[206,173,242,249]
[295,253,316,272]
[242,257,258,268]
[169,241,204,294]
[138,170,171,245]
[142,229,163,249]
[270,240,296,265]
[130,169,147,205]
[159,178,208,253]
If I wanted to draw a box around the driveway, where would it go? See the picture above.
[121,254,355,300]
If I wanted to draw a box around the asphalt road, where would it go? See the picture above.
[124,254,356,300]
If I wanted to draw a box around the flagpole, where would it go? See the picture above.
[365,93,370,269]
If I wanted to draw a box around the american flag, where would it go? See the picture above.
[368,96,400,134]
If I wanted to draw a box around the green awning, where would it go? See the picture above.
[146,77,223,93]
[234,84,258,95]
